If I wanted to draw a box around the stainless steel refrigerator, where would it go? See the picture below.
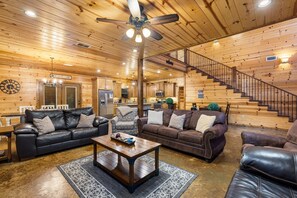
[98,90,114,118]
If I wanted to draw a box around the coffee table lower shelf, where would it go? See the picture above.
[93,152,158,193]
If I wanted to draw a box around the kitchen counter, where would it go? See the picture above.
[116,103,152,107]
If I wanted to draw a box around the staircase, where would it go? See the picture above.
[168,49,297,122]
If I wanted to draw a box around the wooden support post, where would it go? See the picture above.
[137,43,145,117]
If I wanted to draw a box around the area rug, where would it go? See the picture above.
[58,150,197,198]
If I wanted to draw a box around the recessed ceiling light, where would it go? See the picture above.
[258,0,271,8]
[213,39,219,44]
[25,10,37,18]
[116,72,119,75]
[133,49,137,52]
[97,69,101,73]
[169,73,172,76]
[122,62,126,65]
[157,70,160,74]
[63,63,73,66]
[142,66,145,70]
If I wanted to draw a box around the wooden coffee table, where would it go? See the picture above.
[92,133,161,193]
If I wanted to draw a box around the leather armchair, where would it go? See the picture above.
[241,120,297,153]
[111,107,138,135]
[225,147,297,197]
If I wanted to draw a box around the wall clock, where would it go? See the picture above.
[0,79,21,94]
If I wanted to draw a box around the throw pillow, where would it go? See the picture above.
[195,114,216,133]
[33,116,55,134]
[168,113,186,130]
[77,114,95,128]
[147,110,163,125]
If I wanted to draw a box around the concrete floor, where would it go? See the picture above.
[0,125,287,198]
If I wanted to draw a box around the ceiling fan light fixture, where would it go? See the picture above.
[142,28,151,38]
[126,28,135,38]
[258,0,271,8]
[135,34,142,43]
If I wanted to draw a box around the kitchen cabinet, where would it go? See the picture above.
[113,82,122,98]
[155,82,164,91]
[98,78,113,90]
[147,83,156,97]
[129,85,138,97]
[165,82,176,97]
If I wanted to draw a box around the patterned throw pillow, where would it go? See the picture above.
[147,110,163,125]
[33,116,55,134]
[195,114,216,133]
[168,114,186,130]
[77,114,95,128]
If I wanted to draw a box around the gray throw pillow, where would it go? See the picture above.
[77,114,95,128]
[33,116,55,134]
[169,113,186,130]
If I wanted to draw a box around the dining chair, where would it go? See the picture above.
[56,104,69,110]
[19,106,35,113]
[41,105,55,110]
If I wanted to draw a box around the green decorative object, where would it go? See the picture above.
[166,97,174,104]
[207,102,220,111]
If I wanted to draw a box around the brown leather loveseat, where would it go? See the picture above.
[138,109,228,162]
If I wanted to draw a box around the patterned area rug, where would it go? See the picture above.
[58,150,197,198]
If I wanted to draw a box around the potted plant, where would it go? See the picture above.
[207,102,220,111]
[166,97,175,109]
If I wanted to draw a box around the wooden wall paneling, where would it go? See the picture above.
[92,78,99,115]
[190,18,297,95]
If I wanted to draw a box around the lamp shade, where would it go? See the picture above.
[126,28,135,38]
[135,34,142,43]
[142,28,151,38]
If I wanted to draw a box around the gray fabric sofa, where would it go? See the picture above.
[138,109,228,161]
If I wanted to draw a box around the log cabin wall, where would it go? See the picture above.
[0,65,93,114]
[189,18,297,95]
[185,70,292,130]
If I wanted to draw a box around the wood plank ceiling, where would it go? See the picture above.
[0,0,296,80]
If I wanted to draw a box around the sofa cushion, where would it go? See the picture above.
[168,113,185,130]
[195,114,216,133]
[158,126,181,139]
[64,107,94,129]
[69,127,98,140]
[25,109,66,130]
[143,124,162,134]
[36,130,71,146]
[77,114,95,128]
[155,109,173,126]
[173,110,192,129]
[286,120,297,144]
[178,130,203,145]
[116,121,135,130]
[147,110,163,125]
[33,116,55,134]
[189,110,226,130]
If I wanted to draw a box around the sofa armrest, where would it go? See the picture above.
[241,131,286,147]
[14,123,38,135]
[204,124,228,139]
[93,116,108,127]
[137,117,148,133]
[241,146,297,186]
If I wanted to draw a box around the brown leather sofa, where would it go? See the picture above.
[137,109,228,161]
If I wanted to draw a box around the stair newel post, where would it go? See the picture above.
[231,67,236,88]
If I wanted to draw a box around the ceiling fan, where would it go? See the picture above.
[96,0,179,42]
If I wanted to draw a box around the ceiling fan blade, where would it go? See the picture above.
[150,29,163,40]
[127,0,141,18]
[96,18,128,25]
[147,14,179,25]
